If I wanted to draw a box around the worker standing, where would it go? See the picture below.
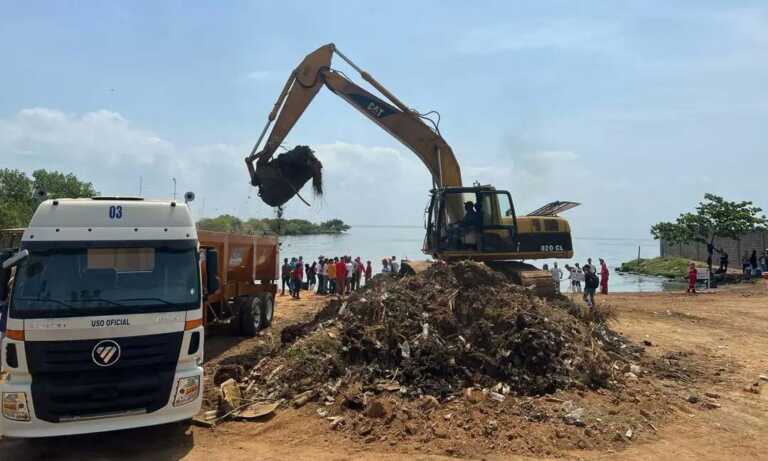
[583,268,598,307]
[317,258,326,295]
[308,262,317,293]
[719,250,729,273]
[365,260,373,286]
[327,258,337,294]
[290,261,302,299]
[599,258,609,295]
[687,262,698,294]
[345,257,353,294]
[336,257,347,295]
[280,258,291,296]
[550,262,563,295]
[352,257,364,291]
[390,256,399,275]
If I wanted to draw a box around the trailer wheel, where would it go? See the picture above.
[240,296,263,337]
[257,293,275,328]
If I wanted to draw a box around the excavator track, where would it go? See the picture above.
[485,261,557,299]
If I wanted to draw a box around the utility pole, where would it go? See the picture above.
[138,176,143,196]
[172,178,177,201]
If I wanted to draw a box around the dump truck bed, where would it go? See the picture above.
[197,230,279,327]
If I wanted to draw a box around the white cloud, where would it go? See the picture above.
[1,108,247,214]
[0,109,435,226]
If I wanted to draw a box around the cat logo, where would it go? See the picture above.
[92,340,121,367]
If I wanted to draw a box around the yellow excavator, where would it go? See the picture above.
[245,44,578,297]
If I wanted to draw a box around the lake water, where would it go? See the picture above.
[280,226,686,293]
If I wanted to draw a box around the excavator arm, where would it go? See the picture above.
[245,43,462,190]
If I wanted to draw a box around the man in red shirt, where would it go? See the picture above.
[687,262,698,294]
[599,258,609,295]
[364,260,373,286]
[336,257,347,295]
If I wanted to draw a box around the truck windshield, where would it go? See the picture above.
[10,241,199,318]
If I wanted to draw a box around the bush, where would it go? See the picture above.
[619,257,698,278]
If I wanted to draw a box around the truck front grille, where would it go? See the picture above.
[25,332,183,423]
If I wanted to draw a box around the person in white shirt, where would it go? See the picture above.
[550,262,563,294]
[390,256,399,275]
[573,263,584,293]
[345,257,353,294]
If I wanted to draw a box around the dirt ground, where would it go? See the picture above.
[3,284,768,460]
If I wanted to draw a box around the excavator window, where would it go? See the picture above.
[478,194,496,225]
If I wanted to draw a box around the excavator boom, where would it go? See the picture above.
[245,43,461,190]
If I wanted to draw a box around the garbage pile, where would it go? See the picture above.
[337,261,616,397]
[206,261,637,426]
[251,145,323,207]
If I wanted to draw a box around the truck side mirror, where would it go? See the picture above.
[2,249,28,270]
[205,248,220,297]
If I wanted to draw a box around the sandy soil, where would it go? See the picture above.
[3,285,768,460]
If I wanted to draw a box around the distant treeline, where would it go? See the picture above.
[196,214,350,236]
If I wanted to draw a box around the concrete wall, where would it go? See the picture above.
[661,231,768,262]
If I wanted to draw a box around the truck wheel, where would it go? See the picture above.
[240,296,263,337]
[257,293,275,328]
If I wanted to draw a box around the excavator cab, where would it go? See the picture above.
[425,186,520,259]
[425,186,576,263]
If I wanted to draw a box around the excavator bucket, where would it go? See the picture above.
[250,146,323,207]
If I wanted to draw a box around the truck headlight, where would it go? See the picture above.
[2,392,31,421]
[173,376,200,407]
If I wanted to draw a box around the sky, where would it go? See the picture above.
[1,1,767,238]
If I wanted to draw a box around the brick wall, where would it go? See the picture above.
[660,231,768,262]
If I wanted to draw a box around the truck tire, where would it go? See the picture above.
[257,293,275,328]
[239,296,263,337]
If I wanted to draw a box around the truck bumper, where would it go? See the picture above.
[0,367,203,438]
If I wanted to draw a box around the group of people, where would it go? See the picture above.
[707,244,768,280]
[281,256,391,298]
[742,249,768,279]
[380,256,401,274]
[546,258,609,308]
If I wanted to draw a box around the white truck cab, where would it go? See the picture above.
[0,197,213,437]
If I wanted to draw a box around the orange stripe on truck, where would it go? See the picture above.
[7,330,25,341]
[184,318,203,330]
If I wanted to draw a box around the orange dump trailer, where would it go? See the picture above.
[198,230,279,337]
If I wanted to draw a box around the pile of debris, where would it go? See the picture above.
[337,261,618,397]
[205,261,640,432]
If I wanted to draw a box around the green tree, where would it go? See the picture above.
[651,193,768,246]
[32,170,97,199]
[197,214,350,236]
[0,169,98,228]
[0,169,34,228]
[196,214,244,233]
[319,219,350,233]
